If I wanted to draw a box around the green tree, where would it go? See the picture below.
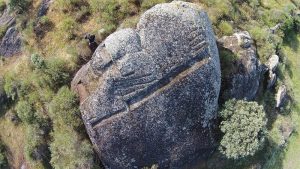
[219,99,267,159]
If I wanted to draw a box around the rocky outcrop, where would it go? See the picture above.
[0,9,15,28]
[267,54,279,72]
[0,8,22,57]
[276,85,287,108]
[0,26,21,57]
[72,1,221,168]
[218,31,261,101]
[266,54,279,89]
[0,78,6,109]
[37,0,52,17]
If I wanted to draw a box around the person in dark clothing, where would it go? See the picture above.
[85,34,98,52]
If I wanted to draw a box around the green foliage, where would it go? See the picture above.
[39,16,51,26]
[9,0,31,12]
[55,0,81,12]
[0,26,7,40]
[219,21,234,36]
[50,126,93,169]
[89,0,132,30]
[0,0,6,13]
[3,73,18,100]
[219,99,267,159]
[15,100,36,124]
[57,17,77,41]
[31,54,45,69]
[49,86,81,129]
[141,0,168,10]
[219,48,238,77]
[0,141,7,168]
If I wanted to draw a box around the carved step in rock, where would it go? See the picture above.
[72,1,221,169]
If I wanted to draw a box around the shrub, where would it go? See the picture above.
[3,73,18,100]
[0,26,7,39]
[49,86,81,129]
[15,100,36,124]
[0,0,6,13]
[44,58,70,89]
[24,125,50,165]
[90,0,131,24]
[0,141,7,168]
[219,48,238,77]
[31,54,45,69]
[141,0,168,10]
[50,126,94,169]
[219,99,267,159]
[219,21,234,36]
[57,17,77,41]
[54,0,81,12]
[9,0,31,12]
[39,16,51,26]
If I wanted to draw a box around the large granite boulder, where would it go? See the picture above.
[72,1,221,168]
[218,31,261,101]
[0,26,21,57]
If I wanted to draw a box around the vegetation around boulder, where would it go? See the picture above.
[220,99,267,159]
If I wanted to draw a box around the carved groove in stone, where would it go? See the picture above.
[90,48,210,129]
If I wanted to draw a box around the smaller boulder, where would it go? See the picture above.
[37,0,52,17]
[267,54,279,72]
[267,72,277,89]
[276,85,287,108]
[0,26,22,57]
[234,31,253,49]
[218,31,261,101]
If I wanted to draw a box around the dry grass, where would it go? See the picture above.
[0,116,26,169]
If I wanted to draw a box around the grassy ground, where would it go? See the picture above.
[280,33,300,169]
[0,116,26,169]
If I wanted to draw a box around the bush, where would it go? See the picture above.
[54,0,81,12]
[15,100,36,124]
[31,54,45,69]
[9,0,31,12]
[3,73,18,100]
[49,86,81,129]
[0,1,6,13]
[219,99,267,159]
[50,126,94,169]
[141,0,168,10]
[57,17,77,41]
[0,141,7,168]
[219,21,234,36]
[90,0,131,24]
[43,58,70,89]
[0,26,7,39]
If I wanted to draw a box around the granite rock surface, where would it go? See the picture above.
[72,2,221,168]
